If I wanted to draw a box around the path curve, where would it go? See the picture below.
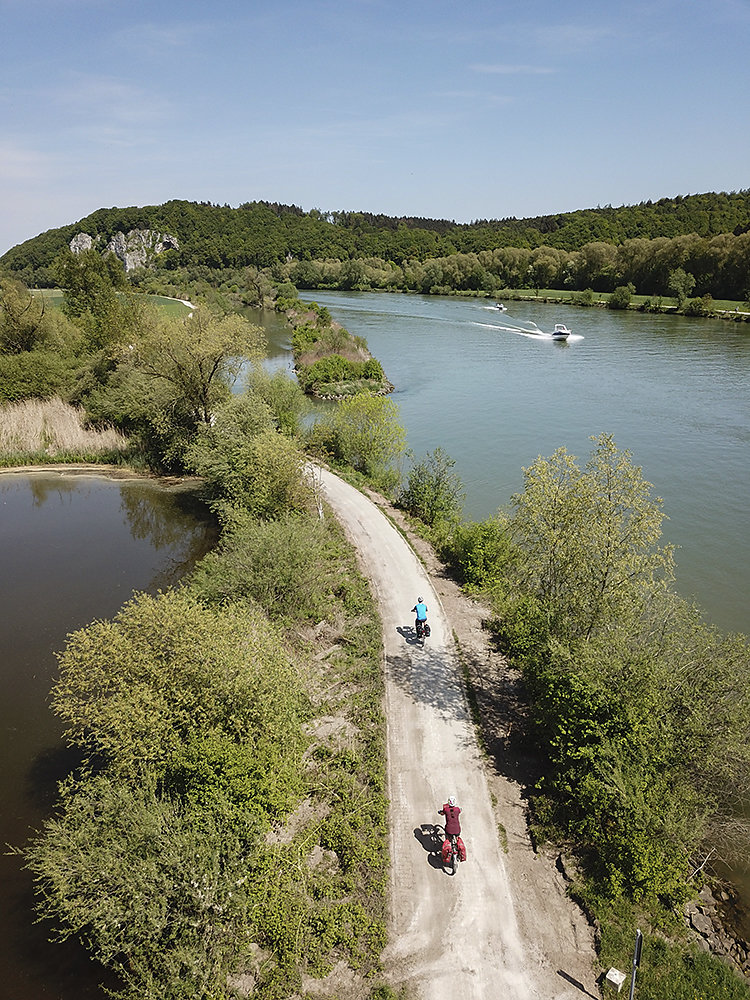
[319,468,586,1000]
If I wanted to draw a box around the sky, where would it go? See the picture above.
[1,0,749,256]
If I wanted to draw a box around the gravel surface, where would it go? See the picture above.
[320,469,599,1000]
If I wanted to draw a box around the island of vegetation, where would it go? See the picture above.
[282,298,393,399]
[1,192,750,1000]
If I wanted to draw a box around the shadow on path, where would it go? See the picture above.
[389,634,466,723]
[556,970,600,999]
[396,624,423,648]
[413,823,445,872]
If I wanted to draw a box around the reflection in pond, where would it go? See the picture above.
[0,472,216,1000]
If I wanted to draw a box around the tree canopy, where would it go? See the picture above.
[3,191,749,300]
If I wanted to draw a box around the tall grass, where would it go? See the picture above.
[0,397,129,460]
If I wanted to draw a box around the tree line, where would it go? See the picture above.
[2,191,750,301]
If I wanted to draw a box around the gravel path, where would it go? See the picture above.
[319,468,598,1000]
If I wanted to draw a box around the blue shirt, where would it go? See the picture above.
[414,602,427,621]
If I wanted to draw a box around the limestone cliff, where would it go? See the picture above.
[69,229,179,271]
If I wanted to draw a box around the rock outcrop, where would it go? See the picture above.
[69,229,179,271]
[69,233,94,255]
[684,884,750,980]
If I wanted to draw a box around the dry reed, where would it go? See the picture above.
[0,397,129,456]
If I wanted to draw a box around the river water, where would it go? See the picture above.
[287,291,750,932]
[294,291,750,638]
[0,472,216,999]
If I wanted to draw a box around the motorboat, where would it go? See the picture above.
[495,302,507,312]
[551,323,571,340]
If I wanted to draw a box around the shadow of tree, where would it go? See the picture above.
[389,625,467,722]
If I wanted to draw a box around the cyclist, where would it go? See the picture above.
[412,597,428,636]
[439,796,461,837]
[439,796,465,865]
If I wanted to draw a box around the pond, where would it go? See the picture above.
[0,471,216,998]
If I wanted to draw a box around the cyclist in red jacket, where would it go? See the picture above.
[439,796,461,836]
[438,796,465,865]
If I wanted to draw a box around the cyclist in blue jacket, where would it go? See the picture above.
[412,597,427,621]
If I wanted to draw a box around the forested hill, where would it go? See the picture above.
[3,190,750,286]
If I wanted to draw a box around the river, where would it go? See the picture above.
[284,291,750,934]
[0,471,216,999]
[290,291,750,639]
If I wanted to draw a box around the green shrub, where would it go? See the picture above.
[608,284,635,309]
[189,513,341,622]
[400,446,465,527]
[186,396,314,521]
[309,393,406,488]
[488,592,549,656]
[573,287,596,306]
[301,352,353,388]
[26,774,255,1000]
[52,589,306,773]
[684,294,714,316]
[0,349,80,402]
[245,368,309,436]
[442,516,513,588]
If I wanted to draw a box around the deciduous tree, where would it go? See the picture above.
[135,306,265,424]
[400,447,465,526]
[509,434,674,642]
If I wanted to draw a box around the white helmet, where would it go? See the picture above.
[448,796,456,807]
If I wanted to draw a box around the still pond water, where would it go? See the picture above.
[0,473,216,999]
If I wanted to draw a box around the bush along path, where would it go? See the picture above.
[24,490,392,999]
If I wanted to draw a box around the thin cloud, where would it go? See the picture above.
[438,90,514,105]
[50,73,173,127]
[532,23,617,50]
[114,21,208,55]
[470,63,555,75]
[0,141,49,181]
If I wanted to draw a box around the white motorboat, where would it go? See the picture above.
[495,302,507,312]
[551,323,571,340]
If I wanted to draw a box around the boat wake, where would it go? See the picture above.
[474,319,584,342]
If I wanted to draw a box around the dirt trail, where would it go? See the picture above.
[319,468,598,1000]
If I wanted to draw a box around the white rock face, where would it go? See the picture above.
[69,233,94,254]
[69,229,179,271]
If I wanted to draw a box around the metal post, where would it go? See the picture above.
[627,929,643,1000]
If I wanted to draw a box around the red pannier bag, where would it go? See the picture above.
[423,622,431,637]
[456,836,467,862]
[441,839,452,863]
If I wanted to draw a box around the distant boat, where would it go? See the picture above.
[495,302,507,312]
[551,323,571,340]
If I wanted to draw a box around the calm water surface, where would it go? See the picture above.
[0,472,216,999]
[296,292,750,637]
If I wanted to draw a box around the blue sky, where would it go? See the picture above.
[1,0,749,256]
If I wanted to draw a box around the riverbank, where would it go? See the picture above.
[284,298,394,397]
[368,484,750,994]
[488,288,750,322]
[319,283,750,322]
[0,462,204,489]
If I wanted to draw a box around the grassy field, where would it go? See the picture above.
[493,287,748,313]
[31,289,193,315]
